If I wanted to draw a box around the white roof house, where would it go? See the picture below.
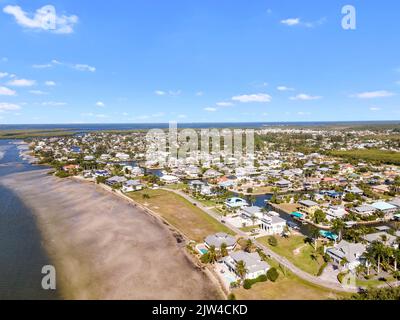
[223,251,270,280]
[160,175,179,184]
[326,240,366,271]
[204,233,236,250]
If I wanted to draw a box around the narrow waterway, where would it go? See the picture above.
[0,140,59,300]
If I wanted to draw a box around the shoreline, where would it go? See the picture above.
[0,169,223,300]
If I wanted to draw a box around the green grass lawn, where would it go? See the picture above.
[234,256,349,300]
[127,189,234,242]
[257,235,324,276]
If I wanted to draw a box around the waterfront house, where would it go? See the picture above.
[298,200,319,216]
[241,206,264,221]
[106,176,127,187]
[326,205,347,221]
[223,251,270,280]
[204,233,237,251]
[353,205,377,216]
[225,197,248,209]
[326,240,366,271]
[275,179,292,190]
[122,180,143,193]
[160,175,180,184]
[260,215,286,235]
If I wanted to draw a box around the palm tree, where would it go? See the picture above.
[244,239,254,253]
[363,250,376,276]
[235,260,248,284]
[208,245,218,264]
[371,241,386,274]
[309,227,320,250]
[393,249,400,272]
[220,243,228,258]
[331,219,345,242]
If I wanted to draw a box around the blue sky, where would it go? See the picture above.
[0,0,399,124]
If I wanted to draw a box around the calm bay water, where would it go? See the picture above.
[0,140,59,300]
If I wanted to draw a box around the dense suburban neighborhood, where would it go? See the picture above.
[26,125,400,299]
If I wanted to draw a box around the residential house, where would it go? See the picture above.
[122,180,143,193]
[260,215,286,235]
[225,197,248,209]
[326,240,366,270]
[106,176,127,187]
[223,251,270,280]
[353,205,377,216]
[160,175,180,184]
[204,233,237,251]
[362,232,398,249]
[298,200,319,216]
[371,201,398,219]
[326,206,347,221]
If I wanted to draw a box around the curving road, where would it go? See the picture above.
[164,188,365,293]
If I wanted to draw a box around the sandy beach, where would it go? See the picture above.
[0,169,222,300]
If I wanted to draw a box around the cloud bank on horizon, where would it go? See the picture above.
[0,0,399,124]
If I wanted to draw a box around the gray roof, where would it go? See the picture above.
[327,240,366,263]
[107,176,127,183]
[388,198,400,208]
[242,206,263,216]
[124,179,142,186]
[229,251,270,274]
[299,200,318,207]
[205,233,236,248]
[362,232,397,246]
[354,205,376,213]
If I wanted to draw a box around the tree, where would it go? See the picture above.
[220,243,228,258]
[267,268,279,282]
[309,227,320,250]
[313,210,326,224]
[208,245,218,264]
[331,219,345,242]
[370,241,387,274]
[268,236,278,247]
[244,239,254,253]
[235,260,248,284]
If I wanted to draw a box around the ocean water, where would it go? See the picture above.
[1,120,399,132]
[0,140,59,300]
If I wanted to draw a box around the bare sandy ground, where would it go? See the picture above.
[0,169,221,300]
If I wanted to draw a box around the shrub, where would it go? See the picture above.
[55,170,70,178]
[243,280,252,290]
[317,262,327,276]
[268,236,278,247]
[267,268,279,282]
[227,293,236,300]
[242,274,268,290]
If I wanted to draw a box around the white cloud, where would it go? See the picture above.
[95,114,108,118]
[277,86,294,91]
[32,63,52,69]
[396,81,400,85]
[73,64,96,72]
[155,90,181,96]
[0,102,21,111]
[351,90,395,99]
[45,81,56,86]
[232,93,272,103]
[29,90,48,95]
[96,101,105,107]
[204,107,217,112]
[297,111,311,115]
[7,78,36,87]
[281,18,300,26]
[41,101,67,106]
[369,107,381,111]
[1,57,8,63]
[0,72,9,78]
[3,5,78,34]
[195,91,204,96]
[290,93,322,101]
[216,101,234,107]
[177,114,187,119]
[0,86,16,96]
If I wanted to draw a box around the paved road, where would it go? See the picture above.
[164,188,363,293]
